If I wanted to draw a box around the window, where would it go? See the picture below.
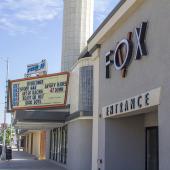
[49,126,67,164]
[79,66,93,112]
[146,127,159,170]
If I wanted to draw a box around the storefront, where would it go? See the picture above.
[12,108,69,161]
[8,0,170,169]
[9,72,70,161]
[49,126,67,164]
[102,89,160,170]
[20,130,46,160]
[9,61,93,170]
[87,0,170,170]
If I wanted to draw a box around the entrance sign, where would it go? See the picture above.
[102,87,161,118]
[9,72,69,110]
[105,22,148,78]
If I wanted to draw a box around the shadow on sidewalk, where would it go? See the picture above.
[0,151,66,170]
[12,151,37,160]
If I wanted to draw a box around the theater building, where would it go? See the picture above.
[10,0,94,169]
[10,67,93,170]
[10,73,70,161]
[86,0,170,170]
[9,0,170,170]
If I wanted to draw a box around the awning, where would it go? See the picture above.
[13,107,70,129]
[14,121,64,130]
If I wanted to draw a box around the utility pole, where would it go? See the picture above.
[10,114,13,147]
[1,58,9,160]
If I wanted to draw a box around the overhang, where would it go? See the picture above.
[14,109,69,122]
[13,107,69,129]
[14,121,64,130]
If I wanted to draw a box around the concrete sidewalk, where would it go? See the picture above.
[12,150,37,160]
[0,151,66,170]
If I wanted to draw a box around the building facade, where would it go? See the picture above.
[61,0,94,71]
[45,55,95,170]
[87,0,170,169]
[21,130,46,160]
[12,0,170,170]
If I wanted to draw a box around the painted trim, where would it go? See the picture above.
[66,116,93,124]
[66,111,92,121]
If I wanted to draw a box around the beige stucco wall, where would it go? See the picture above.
[90,0,170,169]
[32,132,40,158]
[24,131,41,159]
[28,133,32,154]
[67,119,92,170]
[91,49,100,170]
[25,135,27,152]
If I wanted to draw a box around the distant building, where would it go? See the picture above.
[61,0,94,71]
[0,123,8,129]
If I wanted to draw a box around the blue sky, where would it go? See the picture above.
[0,0,119,123]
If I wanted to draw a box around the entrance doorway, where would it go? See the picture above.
[49,126,68,164]
[146,127,159,170]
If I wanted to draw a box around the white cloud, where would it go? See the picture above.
[15,0,62,21]
[0,0,120,35]
[0,18,30,35]
[0,0,63,21]
[0,0,63,34]
[94,0,120,23]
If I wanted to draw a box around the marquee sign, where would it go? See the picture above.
[102,87,161,118]
[9,72,69,110]
[105,21,148,78]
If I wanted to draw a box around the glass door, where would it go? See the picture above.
[146,127,159,170]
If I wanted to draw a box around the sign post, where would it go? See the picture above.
[1,58,9,160]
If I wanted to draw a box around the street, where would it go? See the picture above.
[0,151,66,170]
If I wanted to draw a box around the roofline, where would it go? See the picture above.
[87,0,126,43]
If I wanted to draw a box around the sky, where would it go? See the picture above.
[0,0,120,123]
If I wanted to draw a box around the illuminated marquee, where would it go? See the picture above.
[9,72,69,110]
